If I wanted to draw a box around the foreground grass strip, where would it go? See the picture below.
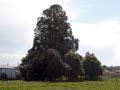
[0,78,120,90]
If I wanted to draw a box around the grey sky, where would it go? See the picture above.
[0,0,120,66]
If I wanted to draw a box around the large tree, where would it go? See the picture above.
[20,4,80,81]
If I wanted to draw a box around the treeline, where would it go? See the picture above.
[20,4,103,81]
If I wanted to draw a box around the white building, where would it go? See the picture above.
[0,65,16,79]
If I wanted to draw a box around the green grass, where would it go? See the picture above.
[0,78,120,90]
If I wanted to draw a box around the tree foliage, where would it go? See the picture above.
[29,4,79,56]
[83,52,103,80]
[20,49,66,81]
[41,49,65,81]
[63,51,84,81]
[20,4,80,81]
[20,4,103,81]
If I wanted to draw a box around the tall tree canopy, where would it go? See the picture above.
[29,4,79,56]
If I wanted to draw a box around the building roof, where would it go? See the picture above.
[0,65,15,69]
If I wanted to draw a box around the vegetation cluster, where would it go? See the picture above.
[20,4,103,81]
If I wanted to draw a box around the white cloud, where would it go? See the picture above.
[71,20,120,48]
[71,20,120,66]
[0,53,23,66]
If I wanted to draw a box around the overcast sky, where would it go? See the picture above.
[0,0,120,66]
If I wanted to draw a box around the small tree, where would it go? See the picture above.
[42,49,65,81]
[83,52,103,80]
[63,51,84,81]
[20,49,65,81]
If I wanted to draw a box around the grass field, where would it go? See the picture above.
[0,78,120,90]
